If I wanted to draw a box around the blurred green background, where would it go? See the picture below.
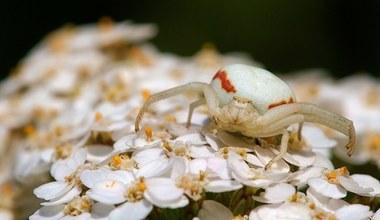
[1,0,380,79]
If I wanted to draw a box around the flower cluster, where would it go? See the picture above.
[0,18,380,220]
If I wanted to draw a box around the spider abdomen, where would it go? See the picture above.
[210,64,296,115]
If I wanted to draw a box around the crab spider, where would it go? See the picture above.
[135,64,355,169]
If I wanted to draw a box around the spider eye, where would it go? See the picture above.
[233,96,252,104]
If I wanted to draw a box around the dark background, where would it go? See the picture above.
[1,0,380,80]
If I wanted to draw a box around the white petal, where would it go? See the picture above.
[283,149,315,167]
[288,166,324,187]
[250,204,282,220]
[351,174,380,195]
[127,136,162,149]
[167,123,203,137]
[312,152,334,170]
[189,145,215,158]
[40,149,54,163]
[198,200,234,220]
[175,132,207,145]
[60,213,91,220]
[302,124,337,148]
[135,158,170,178]
[169,156,188,179]
[338,175,375,196]
[144,192,189,209]
[0,209,13,220]
[107,170,135,185]
[372,208,380,220]
[253,147,290,172]
[133,148,165,166]
[29,205,65,220]
[335,204,373,220]
[87,180,127,204]
[113,133,136,151]
[204,180,243,193]
[145,178,184,204]
[306,187,330,211]
[72,148,88,167]
[80,167,111,188]
[34,181,71,201]
[308,177,346,199]
[227,151,252,179]
[50,162,73,181]
[189,159,207,174]
[207,157,233,180]
[253,183,295,203]
[41,186,81,206]
[276,203,312,219]
[13,150,41,180]
[205,133,225,151]
[109,199,153,220]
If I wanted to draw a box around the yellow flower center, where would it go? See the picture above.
[125,177,146,202]
[55,143,73,160]
[325,167,350,184]
[109,153,136,170]
[64,196,92,216]
[112,155,122,165]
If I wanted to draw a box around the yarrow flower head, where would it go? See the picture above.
[0,19,378,220]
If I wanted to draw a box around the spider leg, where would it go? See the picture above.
[186,98,206,128]
[260,102,355,156]
[297,122,303,141]
[135,82,219,131]
[265,129,289,170]
[265,114,304,132]
[298,103,355,156]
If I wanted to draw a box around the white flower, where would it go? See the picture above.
[113,129,162,152]
[33,148,87,203]
[252,183,296,204]
[308,166,380,199]
[249,188,373,220]
[91,102,131,133]
[227,151,288,188]
[86,172,188,219]
[30,196,114,220]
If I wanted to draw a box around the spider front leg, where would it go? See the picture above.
[186,98,206,128]
[265,129,289,170]
[135,82,219,131]
[260,102,355,156]
[256,114,304,170]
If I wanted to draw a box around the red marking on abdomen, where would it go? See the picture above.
[268,97,294,109]
[212,70,236,93]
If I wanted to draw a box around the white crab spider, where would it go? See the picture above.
[135,64,355,169]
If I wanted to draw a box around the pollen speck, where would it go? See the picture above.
[141,89,151,101]
[145,127,153,142]
[138,182,146,192]
[95,112,103,121]
[113,155,122,165]
[24,125,35,136]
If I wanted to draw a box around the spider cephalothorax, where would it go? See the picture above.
[135,64,355,169]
